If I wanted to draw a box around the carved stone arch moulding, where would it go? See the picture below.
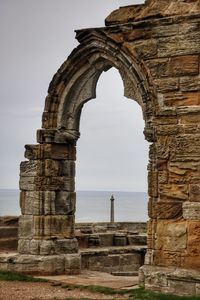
[37,30,157,145]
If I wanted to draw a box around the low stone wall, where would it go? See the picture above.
[0,216,18,251]
[140,265,200,296]
[0,217,147,252]
[76,222,147,234]
[0,216,147,274]
[81,246,146,273]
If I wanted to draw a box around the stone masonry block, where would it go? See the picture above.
[39,255,65,274]
[148,170,158,197]
[55,191,76,214]
[181,254,200,270]
[169,55,199,77]
[183,202,200,220]
[18,239,31,254]
[20,191,56,215]
[172,135,200,158]
[146,55,199,78]
[159,184,188,200]
[40,240,55,255]
[36,160,75,177]
[156,201,183,219]
[25,144,76,160]
[163,92,200,107]
[120,253,142,270]
[61,161,75,177]
[187,221,200,255]
[189,184,200,202]
[156,124,179,136]
[155,220,187,252]
[44,159,60,176]
[18,239,40,255]
[18,215,34,239]
[29,239,41,255]
[34,176,74,191]
[153,250,181,267]
[154,78,179,92]
[39,238,78,255]
[54,238,78,254]
[65,254,81,274]
[19,177,35,191]
[168,279,196,296]
[180,76,200,92]
[158,33,200,57]
[33,215,74,238]
[130,38,158,60]
[147,220,157,249]
[148,198,157,219]
[20,161,38,177]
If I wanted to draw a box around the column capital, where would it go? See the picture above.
[37,129,80,144]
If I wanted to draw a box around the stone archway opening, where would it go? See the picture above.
[0,26,156,277]
[76,67,149,223]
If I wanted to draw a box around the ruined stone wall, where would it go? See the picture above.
[104,7,200,273]
[19,143,78,255]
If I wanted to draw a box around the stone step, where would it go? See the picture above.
[111,271,138,276]
[81,245,146,273]
[0,227,18,238]
[0,238,18,250]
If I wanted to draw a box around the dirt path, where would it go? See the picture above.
[0,280,128,300]
[0,271,139,300]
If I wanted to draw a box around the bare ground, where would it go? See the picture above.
[0,271,139,300]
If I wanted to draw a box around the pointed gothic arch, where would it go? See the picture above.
[37,30,156,144]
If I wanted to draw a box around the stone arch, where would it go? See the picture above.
[15,29,157,275]
[38,31,156,144]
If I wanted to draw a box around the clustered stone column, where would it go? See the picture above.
[18,142,81,274]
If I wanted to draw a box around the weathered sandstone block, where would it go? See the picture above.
[20,161,38,177]
[159,184,188,200]
[25,144,76,160]
[148,170,158,197]
[34,176,74,191]
[189,184,200,202]
[153,250,181,267]
[183,202,200,220]
[55,191,76,214]
[156,201,182,219]
[18,215,34,239]
[19,177,35,191]
[33,215,74,238]
[155,221,187,252]
[65,253,81,274]
[20,191,56,215]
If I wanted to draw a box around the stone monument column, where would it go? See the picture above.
[17,140,81,274]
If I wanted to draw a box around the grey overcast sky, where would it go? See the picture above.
[0,0,148,192]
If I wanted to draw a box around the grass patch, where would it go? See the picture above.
[64,298,101,300]
[0,270,47,282]
[62,283,128,295]
[62,284,200,300]
[129,287,200,300]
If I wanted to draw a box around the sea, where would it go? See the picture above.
[0,189,148,222]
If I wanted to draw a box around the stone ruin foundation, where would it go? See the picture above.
[1,0,200,296]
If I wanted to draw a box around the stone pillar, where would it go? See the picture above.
[16,142,81,274]
[110,195,115,223]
